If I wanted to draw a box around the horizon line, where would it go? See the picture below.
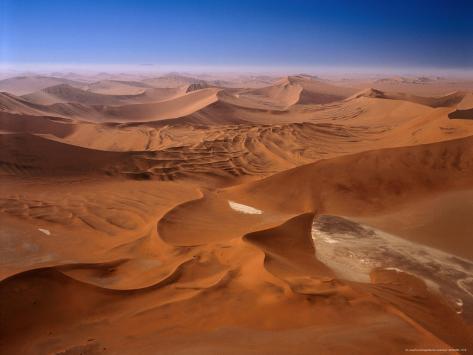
[1,63,473,77]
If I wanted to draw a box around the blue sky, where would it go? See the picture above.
[1,0,472,70]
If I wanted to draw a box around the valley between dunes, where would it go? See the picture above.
[1,73,473,354]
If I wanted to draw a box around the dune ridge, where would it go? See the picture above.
[350,88,469,108]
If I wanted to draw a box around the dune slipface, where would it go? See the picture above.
[1,72,473,355]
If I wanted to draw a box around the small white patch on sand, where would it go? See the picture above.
[384,267,404,273]
[38,228,51,236]
[228,201,262,215]
[453,298,464,314]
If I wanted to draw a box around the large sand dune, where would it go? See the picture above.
[84,79,155,95]
[351,88,469,108]
[143,73,208,88]
[0,75,86,95]
[22,84,186,106]
[1,73,473,354]
[231,75,358,110]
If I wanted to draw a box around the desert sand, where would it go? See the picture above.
[0,72,473,354]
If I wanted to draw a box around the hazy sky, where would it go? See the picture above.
[1,0,472,70]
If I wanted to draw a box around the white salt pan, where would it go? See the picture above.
[38,228,51,236]
[228,201,262,215]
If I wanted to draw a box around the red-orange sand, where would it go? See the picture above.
[1,73,472,354]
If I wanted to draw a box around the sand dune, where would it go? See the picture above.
[0,91,108,119]
[186,82,211,92]
[351,88,468,107]
[237,77,303,108]
[1,73,473,354]
[95,87,220,122]
[22,84,139,105]
[22,84,186,106]
[84,79,155,95]
[0,133,142,177]
[143,73,208,88]
[0,92,54,116]
[287,75,357,104]
[355,189,473,260]
[232,75,357,110]
[0,112,75,138]
[232,135,473,215]
[1,87,219,122]
[0,75,85,95]
[450,108,473,120]
[208,75,276,88]
[334,76,473,96]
